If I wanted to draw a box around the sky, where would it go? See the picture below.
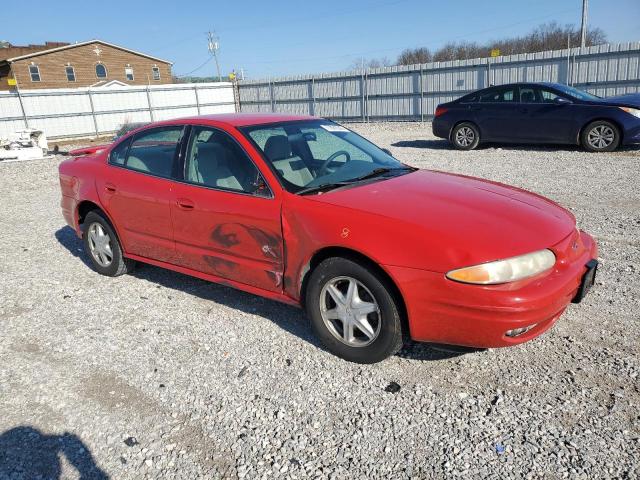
[2,0,639,80]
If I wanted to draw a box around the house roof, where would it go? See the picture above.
[1,40,172,65]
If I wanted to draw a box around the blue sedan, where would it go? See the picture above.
[432,82,640,152]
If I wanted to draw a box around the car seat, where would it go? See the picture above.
[263,135,313,187]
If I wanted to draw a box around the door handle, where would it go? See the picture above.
[104,183,116,193]
[176,198,195,210]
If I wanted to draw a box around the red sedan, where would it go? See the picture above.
[58,114,598,363]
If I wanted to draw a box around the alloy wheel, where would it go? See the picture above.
[587,125,615,149]
[87,222,113,267]
[319,276,381,347]
[455,126,475,147]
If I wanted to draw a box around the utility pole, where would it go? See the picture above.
[207,31,222,82]
[580,0,589,48]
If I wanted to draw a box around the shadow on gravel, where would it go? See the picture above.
[55,226,477,363]
[55,226,92,268]
[0,426,108,479]
[391,139,640,153]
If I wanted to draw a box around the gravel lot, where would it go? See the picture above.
[1,122,639,479]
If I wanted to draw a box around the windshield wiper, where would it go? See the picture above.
[297,166,417,196]
[297,182,351,196]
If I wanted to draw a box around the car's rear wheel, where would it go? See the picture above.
[305,257,405,363]
[451,122,480,150]
[82,210,134,276]
[581,120,620,152]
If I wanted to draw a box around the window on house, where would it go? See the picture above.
[152,66,161,81]
[95,64,107,78]
[65,66,76,82]
[29,64,41,82]
[125,66,134,81]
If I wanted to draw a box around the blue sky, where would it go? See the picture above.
[3,0,639,79]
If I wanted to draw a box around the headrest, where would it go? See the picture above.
[197,142,227,168]
[264,135,291,161]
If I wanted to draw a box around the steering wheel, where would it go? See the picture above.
[317,150,351,177]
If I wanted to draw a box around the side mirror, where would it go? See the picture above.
[554,97,572,105]
[381,148,393,156]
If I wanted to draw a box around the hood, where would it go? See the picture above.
[307,170,576,271]
[602,93,640,108]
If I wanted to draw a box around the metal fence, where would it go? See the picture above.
[0,82,236,140]
[238,42,640,121]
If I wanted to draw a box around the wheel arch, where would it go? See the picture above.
[579,117,624,145]
[76,200,126,251]
[299,246,409,334]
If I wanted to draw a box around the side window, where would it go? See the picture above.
[29,64,41,82]
[65,65,76,82]
[519,87,540,103]
[109,138,131,165]
[125,126,183,177]
[125,66,134,81]
[479,87,515,103]
[460,93,478,103]
[185,126,262,194]
[541,89,561,103]
[95,63,107,79]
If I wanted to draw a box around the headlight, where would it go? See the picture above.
[619,106,640,118]
[446,249,556,285]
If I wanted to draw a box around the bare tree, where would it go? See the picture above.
[350,57,392,70]
[397,22,608,65]
[397,47,433,65]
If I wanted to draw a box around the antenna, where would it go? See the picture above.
[207,31,222,82]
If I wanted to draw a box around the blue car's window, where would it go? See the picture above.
[479,87,515,103]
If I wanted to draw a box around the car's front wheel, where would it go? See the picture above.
[82,210,134,276]
[581,120,620,152]
[305,257,405,363]
[451,122,480,150]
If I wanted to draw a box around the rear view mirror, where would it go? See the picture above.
[554,97,572,105]
[302,132,317,142]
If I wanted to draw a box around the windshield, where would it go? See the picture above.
[551,84,601,101]
[240,120,410,193]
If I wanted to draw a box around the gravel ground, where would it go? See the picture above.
[0,123,639,479]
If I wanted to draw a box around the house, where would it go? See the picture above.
[0,40,173,90]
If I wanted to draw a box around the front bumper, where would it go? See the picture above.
[386,230,598,348]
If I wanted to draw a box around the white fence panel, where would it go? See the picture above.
[0,82,236,139]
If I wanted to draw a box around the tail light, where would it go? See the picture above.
[434,106,448,118]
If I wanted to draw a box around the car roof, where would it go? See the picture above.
[173,113,316,127]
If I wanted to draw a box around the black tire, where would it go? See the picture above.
[305,257,405,363]
[82,210,134,277]
[451,122,480,150]
[581,120,620,152]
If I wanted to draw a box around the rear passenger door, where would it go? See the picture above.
[476,86,520,141]
[98,125,185,263]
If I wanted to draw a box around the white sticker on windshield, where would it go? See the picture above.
[321,124,349,133]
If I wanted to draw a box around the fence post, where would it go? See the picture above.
[269,79,275,112]
[146,85,155,121]
[420,67,424,122]
[194,85,202,115]
[310,77,316,116]
[365,69,369,123]
[14,84,29,129]
[87,88,99,137]
[361,69,366,122]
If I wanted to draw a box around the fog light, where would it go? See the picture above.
[505,324,537,338]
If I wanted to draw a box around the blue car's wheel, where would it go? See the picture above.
[581,121,620,152]
[451,122,480,150]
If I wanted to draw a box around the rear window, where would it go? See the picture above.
[459,93,478,103]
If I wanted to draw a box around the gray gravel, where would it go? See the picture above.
[1,122,639,479]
